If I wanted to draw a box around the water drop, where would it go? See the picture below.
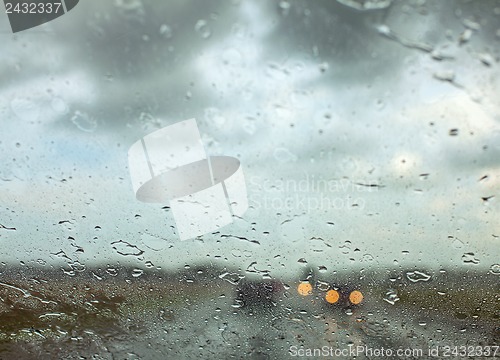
[195,19,211,39]
[106,267,118,276]
[406,270,431,282]
[376,24,391,35]
[452,238,464,249]
[337,0,392,10]
[11,98,40,122]
[62,268,76,276]
[279,1,290,10]
[111,240,144,256]
[159,24,173,39]
[459,29,472,44]
[51,97,69,115]
[339,241,351,254]
[315,280,329,292]
[219,272,244,285]
[489,264,500,275]
[69,260,86,273]
[204,107,226,128]
[71,111,97,132]
[242,117,256,135]
[159,309,175,321]
[478,53,494,67]
[462,253,479,265]
[363,254,374,262]
[278,2,290,16]
[140,233,168,251]
[231,300,243,309]
[319,62,329,73]
[360,320,387,337]
[433,70,455,82]
[0,224,16,231]
[383,289,400,305]
[132,268,144,278]
[463,19,480,30]
[273,147,297,163]
[114,0,142,11]
[221,48,242,66]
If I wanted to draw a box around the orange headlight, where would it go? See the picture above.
[325,289,340,304]
[297,282,313,296]
[348,290,363,305]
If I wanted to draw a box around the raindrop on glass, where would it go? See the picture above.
[195,19,211,39]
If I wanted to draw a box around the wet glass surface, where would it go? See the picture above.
[0,0,499,358]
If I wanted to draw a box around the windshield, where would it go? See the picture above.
[1,0,499,358]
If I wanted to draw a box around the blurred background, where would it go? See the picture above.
[0,0,499,358]
[1,0,499,273]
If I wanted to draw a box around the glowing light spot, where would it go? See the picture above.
[297,282,312,296]
[349,290,363,305]
[325,289,340,304]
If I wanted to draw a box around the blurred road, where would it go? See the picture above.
[0,266,497,359]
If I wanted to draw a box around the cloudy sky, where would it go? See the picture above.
[0,0,499,277]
